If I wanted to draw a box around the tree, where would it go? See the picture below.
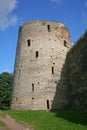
[0,72,13,109]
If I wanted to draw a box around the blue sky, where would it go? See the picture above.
[0,0,87,73]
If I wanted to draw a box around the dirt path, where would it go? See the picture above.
[0,115,34,130]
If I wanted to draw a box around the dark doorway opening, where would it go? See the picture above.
[47,100,50,109]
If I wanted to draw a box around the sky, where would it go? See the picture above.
[0,0,87,73]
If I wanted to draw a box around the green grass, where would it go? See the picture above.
[0,121,6,126]
[5,107,87,130]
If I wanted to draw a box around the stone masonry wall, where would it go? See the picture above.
[65,30,87,109]
[11,20,71,110]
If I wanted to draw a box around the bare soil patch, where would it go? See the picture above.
[0,115,34,130]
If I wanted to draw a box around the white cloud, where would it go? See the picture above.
[0,0,17,30]
[85,1,87,7]
[50,0,63,4]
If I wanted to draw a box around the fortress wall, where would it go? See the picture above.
[66,31,87,109]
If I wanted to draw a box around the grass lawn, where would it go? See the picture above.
[5,107,87,130]
[0,121,6,126]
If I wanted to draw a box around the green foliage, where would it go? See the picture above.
[0,72,13,109]
[5,108,87,130]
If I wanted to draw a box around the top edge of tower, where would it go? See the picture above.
[22,20,65,27]
[18,20,70,36]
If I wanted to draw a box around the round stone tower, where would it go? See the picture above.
[11,20,71,110]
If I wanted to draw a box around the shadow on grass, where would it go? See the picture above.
[51,107,87,126]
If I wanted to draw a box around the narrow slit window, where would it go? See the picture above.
[64,40,67,47]
[36,51,39,58]
[52,66,54,74]
[27,39,31,47]
[32,84,34,91]
[47,25,51,32]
